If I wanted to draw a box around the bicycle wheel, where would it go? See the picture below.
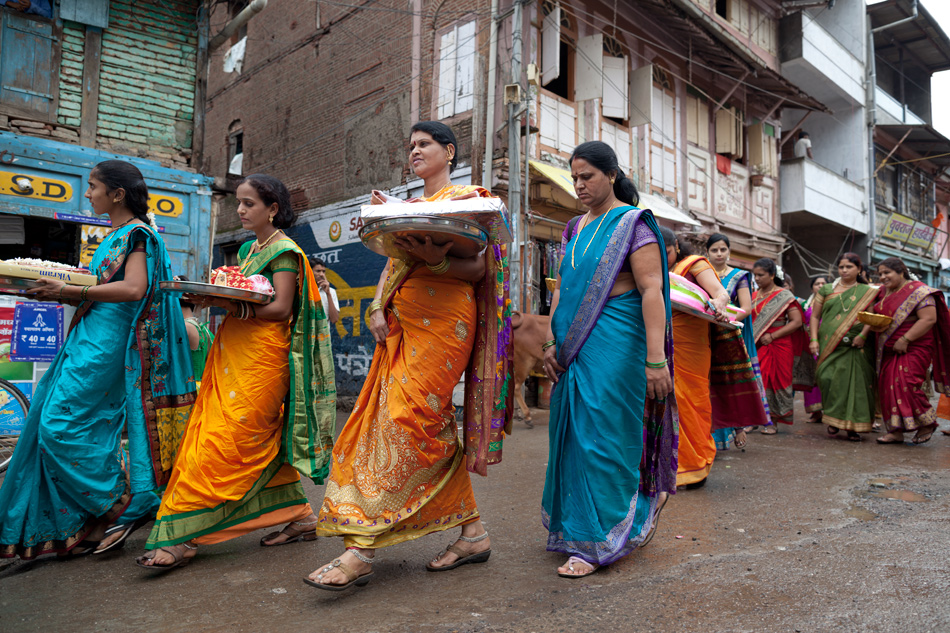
[0,378,30,473]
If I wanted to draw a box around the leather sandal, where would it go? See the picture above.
[760,426,777,435]
[913,424,938,445]
[135,542,196,572]
[426,531,491,572]
[557,556,600,579]
[640,492,668,548]
[260,519,318,546]
[304,551,373,591]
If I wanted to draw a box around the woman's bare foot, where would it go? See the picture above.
[260,514,318,546]
[307,548,373,587]
[876,432,904,444]
[427,521,491,569]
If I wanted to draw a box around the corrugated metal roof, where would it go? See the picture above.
[870,0,950,74]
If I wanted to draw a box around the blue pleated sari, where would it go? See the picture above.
[712,269,772,449]
[0,224,196,559]
[542,206,678,566]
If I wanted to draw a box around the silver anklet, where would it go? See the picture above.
[458,531,489,543]
[347,547,375,564]
[292,518,319,527]
[182,541,198,550]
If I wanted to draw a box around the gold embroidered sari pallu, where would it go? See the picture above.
[146,238,336,548]
[317,184,513,549]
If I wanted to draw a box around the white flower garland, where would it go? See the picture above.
[146,211,158,230]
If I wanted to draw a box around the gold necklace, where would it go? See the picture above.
[839,286,859,313]
[255,230,282,251]
[571,212,607,269]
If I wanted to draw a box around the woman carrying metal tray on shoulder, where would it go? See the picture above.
[305,121,513,591]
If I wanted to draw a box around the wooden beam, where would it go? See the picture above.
[874,127,913,177]
[761,97,786,124]
[79,27,102,148]
[712,70,750,114]
[191,7,209,170]
[780,111,812,148]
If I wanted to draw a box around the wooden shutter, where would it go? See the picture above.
[437,27,457,119]
[454,21,475,114]
[602,55,628,119]
[541,4,560,86]
[0,13,56,120]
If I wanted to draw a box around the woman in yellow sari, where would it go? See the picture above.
[307,121,512,591]
[135,174,336,570]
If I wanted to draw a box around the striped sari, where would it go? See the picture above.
[145,237,336,549]
[812,283,877,432]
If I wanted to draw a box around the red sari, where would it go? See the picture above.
[751,288,811,424]
[873,281,950,432]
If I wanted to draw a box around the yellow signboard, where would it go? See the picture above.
[0,171,73,202]
[881,213,914,243]
[148,193,184,218]
[907,221,937,249]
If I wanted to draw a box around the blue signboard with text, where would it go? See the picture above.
[10,302,64,362]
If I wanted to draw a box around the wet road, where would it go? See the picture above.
[2,404,949,633]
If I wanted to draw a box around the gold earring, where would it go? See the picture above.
[269,216,274,224]
[610,179,615,185]
[113,198,120,203]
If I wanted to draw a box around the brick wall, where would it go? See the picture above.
[1,0,201,169]
[205,0,490,234]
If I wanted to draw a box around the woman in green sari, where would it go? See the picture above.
[808,253,876,440]
[136,174,336,571]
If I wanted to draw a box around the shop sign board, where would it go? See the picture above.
[880,213,915,243]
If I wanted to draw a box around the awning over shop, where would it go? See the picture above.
[528,161,700,226]
[876,124,950,169]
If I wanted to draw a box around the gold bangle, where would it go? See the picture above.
[369,300,383,314]
[426,257,450,275]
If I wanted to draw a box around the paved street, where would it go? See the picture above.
[2,403,949,633]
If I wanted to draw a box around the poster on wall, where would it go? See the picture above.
[10,302,64,362]
[0,306,32,381]
[80,225,110,267]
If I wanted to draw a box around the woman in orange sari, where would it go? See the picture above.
[307,121,512,590]
[873,257,950,445]
[751,258,810,430]
[659,228,730,489]
[135,175,336,571]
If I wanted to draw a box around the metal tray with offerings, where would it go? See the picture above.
[159,280,274,304]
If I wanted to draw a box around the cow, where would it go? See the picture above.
[510,311,551,428]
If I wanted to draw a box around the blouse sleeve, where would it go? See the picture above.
[628,217,657,256]
[917,296,936,310]
[688,258,713,277]
[560,218,575,259]
[269,252,299,274]
[735,275,750,291]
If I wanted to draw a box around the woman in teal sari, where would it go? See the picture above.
[542,141,675,579]
[705,233,770,448]
[0,160,196,559]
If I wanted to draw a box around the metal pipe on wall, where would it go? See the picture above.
[209,0,267,51]
[508,0,524,311]
[483,0,500,187]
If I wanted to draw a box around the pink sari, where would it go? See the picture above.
[873,281,950,432]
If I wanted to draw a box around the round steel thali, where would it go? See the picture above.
[359,216,488,261]
[159,280,273,304]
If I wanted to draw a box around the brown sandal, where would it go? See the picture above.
[260,519,318,546]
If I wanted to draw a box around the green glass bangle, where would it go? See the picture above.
[541,340,556,351]
[645,359,668,369]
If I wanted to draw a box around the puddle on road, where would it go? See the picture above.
[844,505,878,521]
[868,489,930,502]
[868,478,903,487]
